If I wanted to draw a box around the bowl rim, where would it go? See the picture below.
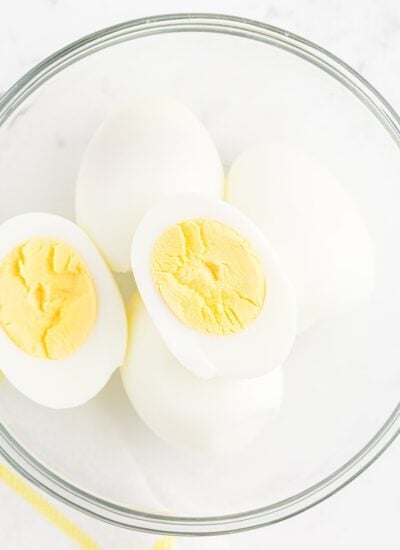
[0,12,399,536]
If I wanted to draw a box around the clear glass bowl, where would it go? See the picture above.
[0,14,399,536]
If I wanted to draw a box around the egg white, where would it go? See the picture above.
[131,193,297,380]
[121,293,284,453]
[76,96,224,272]
[226,143,375,332]
[0,213,127,408]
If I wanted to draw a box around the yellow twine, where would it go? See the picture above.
[0,374,173,550]
[0,464,102,549]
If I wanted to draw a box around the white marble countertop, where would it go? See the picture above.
[1,1,399,549]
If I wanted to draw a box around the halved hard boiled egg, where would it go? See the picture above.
[0,213,127,408]
[76,96,224,272]
[121,293,284,453]
[132,194,297,380]
[227,143,375,332]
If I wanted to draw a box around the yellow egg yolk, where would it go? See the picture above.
[152,219,266,335]
[0,239,97,360]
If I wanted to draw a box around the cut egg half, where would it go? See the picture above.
[0,213,127,408]
[132,194,297,380]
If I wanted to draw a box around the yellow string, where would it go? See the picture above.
[0,373,172,550]
[152,537,176,550]
[0,464,102,549]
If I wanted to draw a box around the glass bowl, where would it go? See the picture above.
[0,13,399,536]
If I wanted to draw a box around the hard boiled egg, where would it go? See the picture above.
[0,213,127,408]
[76,96,224,272]
[121,293,284,453]
[226,143,375,332]
[132,194,297,380]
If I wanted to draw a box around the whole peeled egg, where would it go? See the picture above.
[226,143,375,332]
[121,293,284,453]
[75,96,224,272]
[0,213,127,408]
[132,193,297,380]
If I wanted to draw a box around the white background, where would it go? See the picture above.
[0,1,399,548]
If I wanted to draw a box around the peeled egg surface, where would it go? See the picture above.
[76,96,224,272]
[121,293,284,453]
[226,143,375,332]
[132,194,297,380]
[0,213,127,408]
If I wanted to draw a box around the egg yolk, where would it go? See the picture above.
[0,239,97,360]
[152,219,266,335]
